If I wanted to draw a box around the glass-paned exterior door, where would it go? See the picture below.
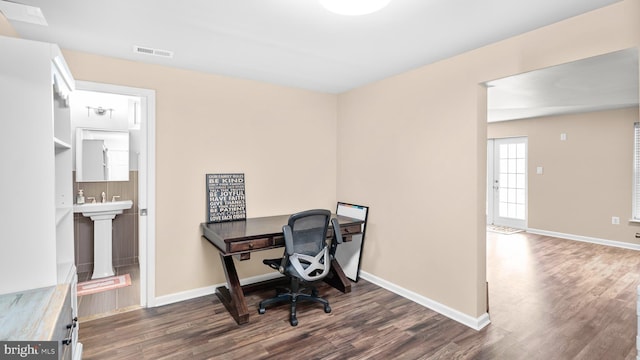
[488,137,527,229]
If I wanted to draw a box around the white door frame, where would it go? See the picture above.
[487,136,528,229]
[75,81,156,307]
[487,139,495,225]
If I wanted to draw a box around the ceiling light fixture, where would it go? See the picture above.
[319,0,391,16]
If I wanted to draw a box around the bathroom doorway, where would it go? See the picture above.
[71,81,156,318]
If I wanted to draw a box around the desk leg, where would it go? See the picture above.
[215,254,250,325]
[323,259,352,293]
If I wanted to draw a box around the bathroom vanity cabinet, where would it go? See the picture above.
[0,35,82,359]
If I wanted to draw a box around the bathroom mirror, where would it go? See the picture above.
[76,128,129,182]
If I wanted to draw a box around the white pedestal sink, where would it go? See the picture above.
[74,200,133,279]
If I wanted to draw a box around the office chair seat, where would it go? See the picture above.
[258,209,341,326]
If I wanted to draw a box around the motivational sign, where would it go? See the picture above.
[206,173,246,222]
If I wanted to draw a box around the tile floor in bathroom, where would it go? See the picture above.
[77,264,140,321]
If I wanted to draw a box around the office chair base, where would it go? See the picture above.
[258,288,331,326]
[288,297,330,326]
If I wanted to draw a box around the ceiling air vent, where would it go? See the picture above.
[133,45,174,59]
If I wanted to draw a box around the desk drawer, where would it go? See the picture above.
[229,237,272,252]
[327,224,362,241]
[342,224,361,236]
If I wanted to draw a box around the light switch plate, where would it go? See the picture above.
[536,166,543,175]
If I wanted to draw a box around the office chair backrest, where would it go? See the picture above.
[284,209,332,282]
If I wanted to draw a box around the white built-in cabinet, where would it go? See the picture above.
[0,34,75,293]
[0,34,81,358]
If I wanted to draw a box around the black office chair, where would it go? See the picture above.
[258,209,341,326]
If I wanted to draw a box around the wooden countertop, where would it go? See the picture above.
[0,284,70,341]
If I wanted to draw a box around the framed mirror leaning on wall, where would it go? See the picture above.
[335,202,369,282]
[75,128,129,182]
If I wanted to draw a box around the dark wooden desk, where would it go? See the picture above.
[201,214,363,324]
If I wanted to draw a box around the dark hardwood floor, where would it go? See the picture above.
[79,232,640,359]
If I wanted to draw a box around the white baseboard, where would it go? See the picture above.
[152,269,491,331]
[153,272,283,307]
[359,271,491,331]
[526,228,640,251]
[151,229,638,330]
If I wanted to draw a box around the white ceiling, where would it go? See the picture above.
[487,48,639,122]
[1,0,623,94]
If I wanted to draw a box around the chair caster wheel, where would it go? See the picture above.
[290,317,298,326]
[258,307,265,315]
[324,305,331,313]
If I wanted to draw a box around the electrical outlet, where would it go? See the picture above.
[612,216,620,225]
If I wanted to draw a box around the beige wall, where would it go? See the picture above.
[488,108,639,243]
[337,0,640,318]
[2,0,639,321]
[0,13,17,37]
[61,51,338,296]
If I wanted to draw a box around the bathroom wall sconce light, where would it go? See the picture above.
[86,106,114,118]
[319,0,391,16]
